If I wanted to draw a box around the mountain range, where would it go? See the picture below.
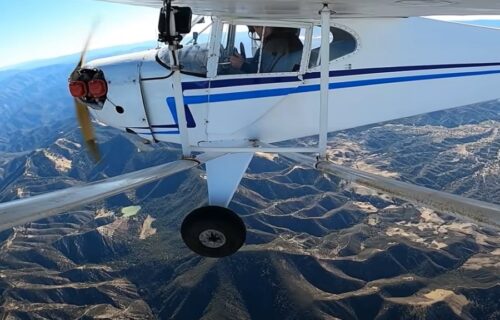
[0,49,498,319]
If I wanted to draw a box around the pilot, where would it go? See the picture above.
[230,26,303,73]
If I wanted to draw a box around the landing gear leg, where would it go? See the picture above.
[181,206,246,257]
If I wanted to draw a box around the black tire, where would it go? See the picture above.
[181,206,246,258]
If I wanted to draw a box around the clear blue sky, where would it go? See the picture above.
[0,0,158,68]
[1,1,499,69]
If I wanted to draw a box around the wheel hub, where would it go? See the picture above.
[181,206,246,257]
[199,229,226,248]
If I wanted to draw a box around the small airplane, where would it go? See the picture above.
[1,0,500,258]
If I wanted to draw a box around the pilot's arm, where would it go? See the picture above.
[230,52,259,73]
[230,53,245,69]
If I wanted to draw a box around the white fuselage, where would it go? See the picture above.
[87,17,500,146]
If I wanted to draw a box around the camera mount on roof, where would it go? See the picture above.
[158,0,192,49]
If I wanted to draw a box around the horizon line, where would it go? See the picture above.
[0,39,159,71]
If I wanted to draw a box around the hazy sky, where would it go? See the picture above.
[0,0,499,69]
[0,0,158,68]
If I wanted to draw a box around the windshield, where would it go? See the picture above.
[157,17,213,77]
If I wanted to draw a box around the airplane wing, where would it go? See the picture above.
[0,153,221,232]
[97,0,500,18]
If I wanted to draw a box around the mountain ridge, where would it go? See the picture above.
[0,53,499,319]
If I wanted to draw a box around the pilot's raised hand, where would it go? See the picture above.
[230,52,245,69]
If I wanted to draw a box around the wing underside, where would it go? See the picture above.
[98,0,500,19]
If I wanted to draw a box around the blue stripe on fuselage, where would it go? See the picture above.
[159,65,500,135]
[181,62,500,91]
[173,69,500,106]
[140,131,180,135]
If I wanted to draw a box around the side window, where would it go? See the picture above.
[219,24,306,75]
[309,26,357,68]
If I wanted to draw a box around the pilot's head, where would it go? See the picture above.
[248,26,300,41]
[248,26,272,40]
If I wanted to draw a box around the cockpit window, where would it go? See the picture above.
[157,18,212,77]
[218,24,305,75]
[308,26,357,68]
[156,21,355,76]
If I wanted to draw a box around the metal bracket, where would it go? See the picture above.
[158,0,191,50]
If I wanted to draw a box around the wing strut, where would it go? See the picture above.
[160,0,192,157]
[319,4,331,159]
[259,143,500,227]
[314,158,500,227]
[0,153,222,232]
[171,50,192,157]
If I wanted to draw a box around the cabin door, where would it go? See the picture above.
[206,21,312,141]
